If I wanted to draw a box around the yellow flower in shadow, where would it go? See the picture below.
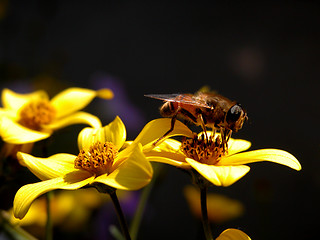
[184,185,244,224]
[0,87,113,145]
[133,119,301,187]
[13,117,153,219]
[216,228,251,240]
[10,189,132,231]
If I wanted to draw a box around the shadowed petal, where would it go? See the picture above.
[0,117,50,144]
[94,144,153,190]
[13,171,94,219]
[144,138,188,167]
[186,158,250,187]
[147,156,190,168]
[44,111,102,130]
[2,88,49,111]
[50,88,112,118]
[17,152,77,180]
[218,149,301,171]
[184,185,244,223]
[145,139,188,166]
[216,228,251,240]
[78,116,126,151]
[133,118,193,152]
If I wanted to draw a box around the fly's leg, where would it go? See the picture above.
[220,128,232,154]
[153,114,178,146]
[220,128,227,154]
[199,113,209,143]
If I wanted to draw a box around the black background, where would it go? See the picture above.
[1,1,319,240]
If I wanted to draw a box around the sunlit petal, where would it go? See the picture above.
[17,152,77,180]
[216,228,251,240]
[228,138,252,155]
[2,88,49,111]
[94,144,153,190]
[0,117,50,144]
[44,111,102,131]
[50,88,112,118]
[133,118,193,151]
[13,171,94,219]
[78,116,126,151]
[186,158,250,187]
[0,108,19,120]
[218,149,301,171]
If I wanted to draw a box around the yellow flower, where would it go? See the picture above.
[0,87,113,145]
[184,185,244,224]
[10,188,131,231]
[134,119,301,187]
[216,228,251,240]
[13,117,153,219]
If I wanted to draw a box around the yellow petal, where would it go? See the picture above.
[94,144,153,190]
[0,108,19,120]
[78,116,126,151]
[96,88,114,99]
[50,88,112,118]
[228,138,251,155]
[44,111,102,130]
[219,149,301,171]
[13,171,94,219]
[186,158,250,187]
[184,185,244,223]
[0,117,50,144]
[133,118,193,152]
[1,88,49,111]
[147,156,190,168]
[144,139,189,168]
[216,228,251,240]
[17,152,77,180]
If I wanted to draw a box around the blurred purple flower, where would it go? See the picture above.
[94,191,141,240]
[89,73,146,137]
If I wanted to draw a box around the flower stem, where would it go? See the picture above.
[130,164,162,240]
[200,186,213,240]
[45,191,53,240]
[109,190,132,240]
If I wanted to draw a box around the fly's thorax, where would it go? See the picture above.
[159,101,177,117]
[19,100,56,130]
[74,141,118,176]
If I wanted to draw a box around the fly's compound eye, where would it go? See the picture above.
[226,104,243,124]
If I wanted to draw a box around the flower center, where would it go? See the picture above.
[19,100,56,130]
[180,134,225,165]
[74,141,118,176]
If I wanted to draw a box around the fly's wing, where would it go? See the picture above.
[145,93,211,109]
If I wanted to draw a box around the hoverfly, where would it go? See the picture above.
[145,90,247,151]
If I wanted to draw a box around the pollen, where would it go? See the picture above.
[74,141,118,176]
[19,100,56,130]
[180,133,225,165]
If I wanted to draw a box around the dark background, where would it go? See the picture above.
[0,1,319,240]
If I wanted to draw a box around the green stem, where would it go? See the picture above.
[1,210,37,240]
[130,164,162,240]
[200,186,213,240]
[129,188,150,240]
[109,190,132,240]
[45,191,53,240]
